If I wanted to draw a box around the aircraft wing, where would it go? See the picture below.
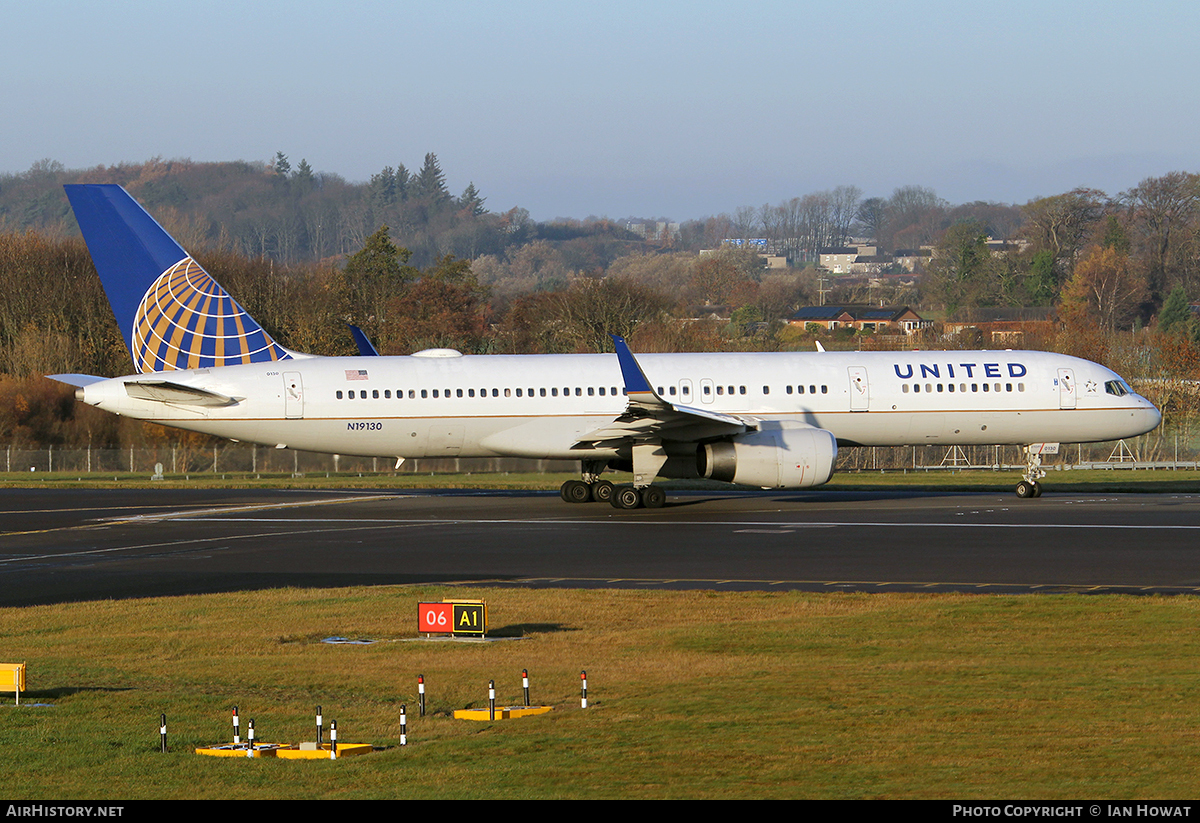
[574,337,752,446]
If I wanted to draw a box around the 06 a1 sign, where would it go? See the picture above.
[418,601,488,637]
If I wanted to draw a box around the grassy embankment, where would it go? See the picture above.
[3,586,1200,799]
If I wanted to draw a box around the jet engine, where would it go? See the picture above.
[698,424,837,489]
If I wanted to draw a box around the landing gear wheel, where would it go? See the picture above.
[560,479,592,503]
[592,479,615,504]
[1015,480,1038,499]
[641,486,666,509]
[610,485,642,509]
[1032,481,1043,498]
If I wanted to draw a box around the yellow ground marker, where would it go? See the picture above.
[196,742,373,759]
[454,705,553,721]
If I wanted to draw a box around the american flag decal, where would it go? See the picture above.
[345,370,369,380]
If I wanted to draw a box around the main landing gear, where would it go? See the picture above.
[1015,446,1046,498]
[560,460,666,509]
[558,479,665,509]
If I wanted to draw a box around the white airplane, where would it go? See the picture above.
[51,184,1161,507]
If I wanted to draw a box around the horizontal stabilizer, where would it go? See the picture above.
[46,374,107,388]
[123,380,240,407]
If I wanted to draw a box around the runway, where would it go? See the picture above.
[1,486,1199,606]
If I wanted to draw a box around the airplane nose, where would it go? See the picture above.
[1150,405,1163,429]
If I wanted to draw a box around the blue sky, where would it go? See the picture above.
[4,0,1199,220]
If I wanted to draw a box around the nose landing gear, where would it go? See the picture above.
[1016,446,1046,498]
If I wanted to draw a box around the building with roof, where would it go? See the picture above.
[787,306,929,334]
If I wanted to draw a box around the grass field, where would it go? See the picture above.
[2,470,1199,799]
[3,585,1200,799]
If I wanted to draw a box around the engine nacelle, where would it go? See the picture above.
[698,424,837,489]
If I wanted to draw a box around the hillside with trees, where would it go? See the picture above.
[2,157,1200,455]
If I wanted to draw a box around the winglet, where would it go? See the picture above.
[347,324,380,356]
[610,335,658,400]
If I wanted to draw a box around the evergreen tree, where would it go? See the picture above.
[413,153,450,207]
[273,152,291,178]
[294,159,315,187]
[1158,285,1192,336]
[369,167,396,206]
[394,164,410,202]
[459,182,486,216]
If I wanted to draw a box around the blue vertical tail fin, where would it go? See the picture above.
[65,184,291,373]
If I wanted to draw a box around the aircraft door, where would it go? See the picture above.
[1057,368,1076,410]
[848,366,869,412]
[678,379,693,404]
[699,378,715,404]
[283,371,304,419]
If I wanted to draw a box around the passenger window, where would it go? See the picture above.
[373,389,379,399]
[336,390,343,399]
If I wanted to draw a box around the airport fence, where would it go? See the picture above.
[1,424,1195,477]
[0,444,577,477]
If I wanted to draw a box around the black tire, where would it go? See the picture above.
[592,479,615,503]
[641,486,666,509]
[561,479,592,503]
[1015,480,1035,499]
[611,485,642,509]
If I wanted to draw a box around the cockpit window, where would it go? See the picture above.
[1105,380,1128,397]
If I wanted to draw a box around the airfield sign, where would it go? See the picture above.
[418,600,488,637]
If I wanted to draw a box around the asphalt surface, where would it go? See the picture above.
[1,486,1199,606]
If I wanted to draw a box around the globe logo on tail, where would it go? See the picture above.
[131,258,289,373]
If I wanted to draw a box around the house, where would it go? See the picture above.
[787,305,930,335]
[943,307,1060,346]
